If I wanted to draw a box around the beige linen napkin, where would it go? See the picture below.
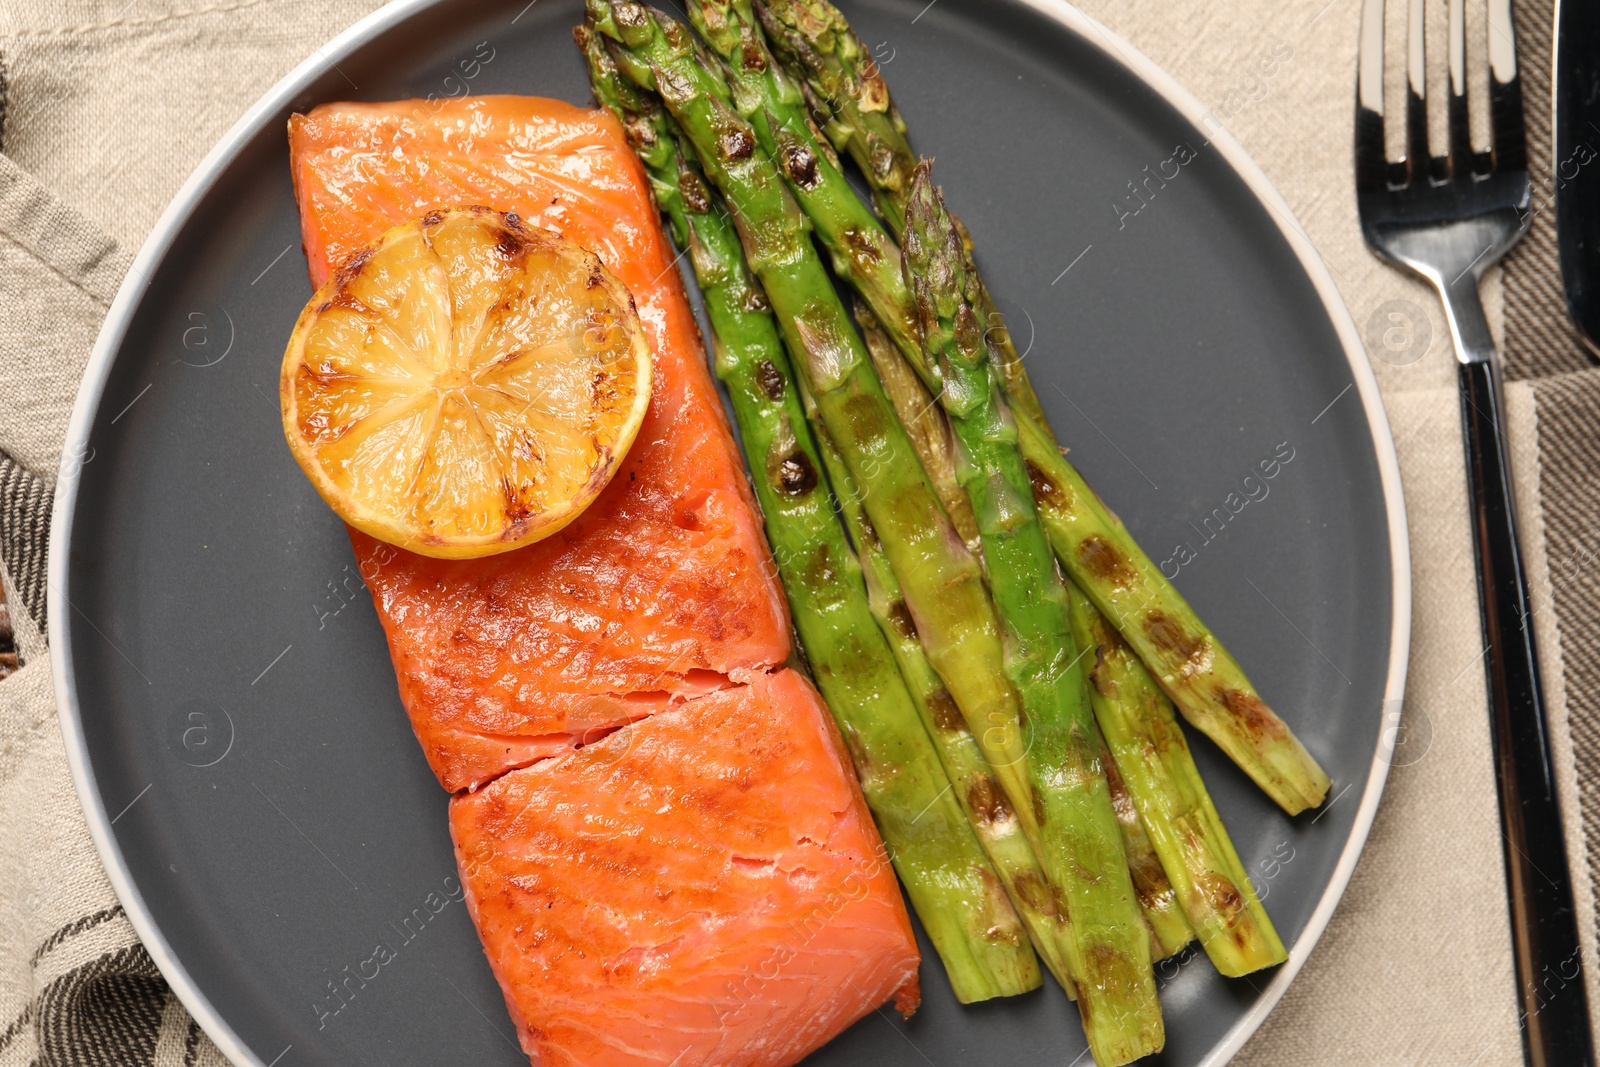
[1063,1,1580,1062]
[0,0,1592,1064]
[0,4,385,1063]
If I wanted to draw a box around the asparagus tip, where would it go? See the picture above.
[902,160,976,355]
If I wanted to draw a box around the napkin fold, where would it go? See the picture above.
[0,1,1594,1065]
[0,4,386,1063]
[0,155,224,1065]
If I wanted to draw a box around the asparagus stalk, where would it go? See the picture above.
[1101,736,1194,962]
[859,231,1332,816]
[1021,415,1331,814]
[867,294,1252,969]
[852,297,979,553]
[903,164,1161,1064]
[751,0,915,231]
[753,0,1053,439]
[687,0,923,368]
[753,0,1328,816]
[745,0,1299,940]
[843,213,1331,813]
[856,287,1197,972]
[579,22,1041,1002]
[700,0,1054,491]
[800,386,1074,992]
[1066,581,1288,976]
[861,286,1191,967]
[855,227,1194,970]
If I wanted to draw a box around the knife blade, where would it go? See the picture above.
[1555,0,1600,354]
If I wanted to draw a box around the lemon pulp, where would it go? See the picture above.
[280,207,653,559]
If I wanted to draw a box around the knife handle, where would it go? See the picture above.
[1460,357,1596,1067]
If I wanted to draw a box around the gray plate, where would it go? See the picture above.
[49,1,1410,1064]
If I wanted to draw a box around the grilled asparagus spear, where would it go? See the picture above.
[859,289,1191,967]
[851,296,978,553]
[903,164,1161,1064]
[1066,581,1288,976]
[752,0,915,231]
[579,21,1040,1002]
[745,0,1299,947]
[687,0,922,367]
[801,388,1074,992]
[1022,416,1330,814]
[860,239,1194,974]
[754,0,1051,437]
[855,237,1198,971]
[1102,739,1195,961]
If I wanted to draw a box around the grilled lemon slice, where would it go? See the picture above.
[281,208,652,559]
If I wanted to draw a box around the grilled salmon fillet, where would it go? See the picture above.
[452,668,921,1066]
[288,94,920,1065]
[290,97,791,792]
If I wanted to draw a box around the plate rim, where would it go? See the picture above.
[47,1,1412,1064]
[1007,2,1412,1062]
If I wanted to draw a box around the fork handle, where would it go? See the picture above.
[1460,356,1596,1067]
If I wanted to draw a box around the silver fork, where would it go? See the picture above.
[1357,2,1595,1063]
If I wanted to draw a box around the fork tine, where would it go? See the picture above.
[1355,0,1387,192]
[1447,0,1470,175]
[1404,0,1429,182]
[1487,0,1525,171]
